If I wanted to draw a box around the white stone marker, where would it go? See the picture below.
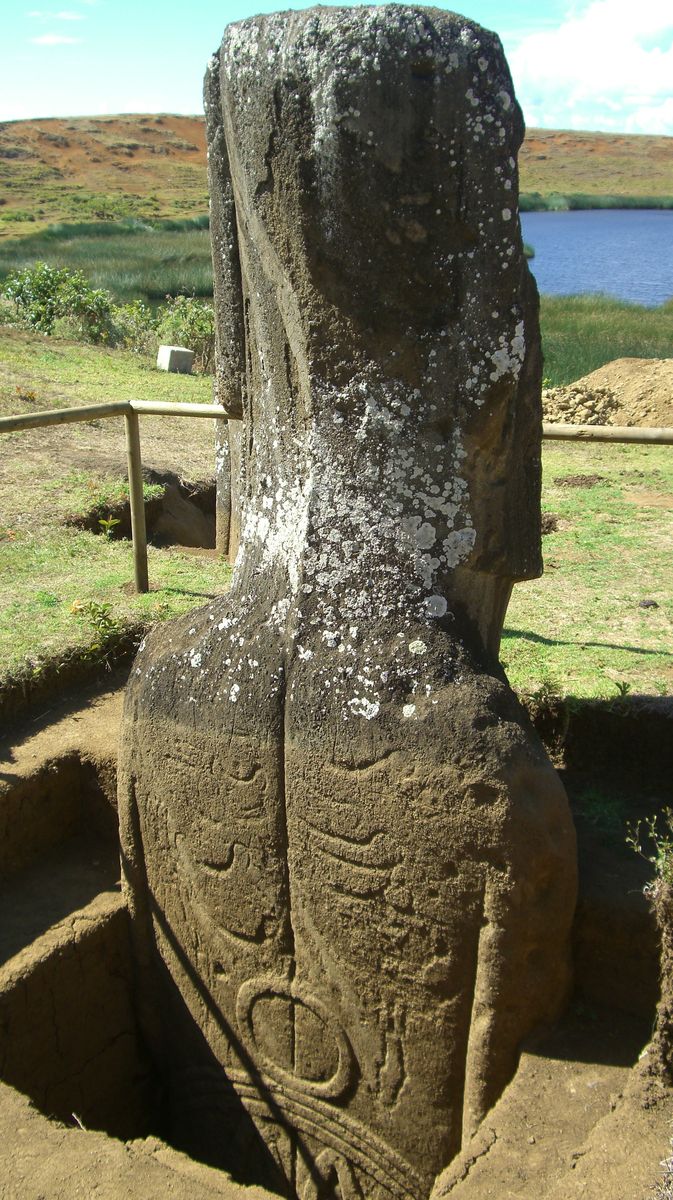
[156,345,195,374]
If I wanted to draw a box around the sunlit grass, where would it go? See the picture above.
[540,294,673,386]
[503,440,673,698]
[0,220,213,301]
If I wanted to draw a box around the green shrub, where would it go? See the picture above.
[4,261,74,332]
[110,299,157,353]
[156,294,215,373]
[3,261,115,343]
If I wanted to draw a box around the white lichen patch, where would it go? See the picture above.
[408,640,427,656]
[348,696,381,720]
[425,595,448,618]
[489,321,526,382]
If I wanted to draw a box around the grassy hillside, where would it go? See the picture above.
[1,115,672,237]
[520,129,673,201]
[0,114,208,237]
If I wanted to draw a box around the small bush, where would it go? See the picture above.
[626,808,673,893]
[111,299,157,353]
[3,261,115,343]
[4,262,75,333]
[156,294,215,373]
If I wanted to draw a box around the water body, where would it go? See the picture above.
[520,209,673,307]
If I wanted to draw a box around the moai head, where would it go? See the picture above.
[120,10,576,1200]
[206,4,543,654]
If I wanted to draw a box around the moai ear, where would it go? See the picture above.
[204,51,246,420]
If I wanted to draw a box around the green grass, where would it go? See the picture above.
[521,193,673,212]
[0,327,671,708]
[0,528,230,676]
[503,440,673,698]
[0,328,215,416]
[0,219,213,302]
[540,294,673,387]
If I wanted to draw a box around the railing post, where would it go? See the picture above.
[124,406,149,593]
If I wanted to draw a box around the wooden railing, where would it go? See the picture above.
[0,399,227,593]
[1,401,671,593]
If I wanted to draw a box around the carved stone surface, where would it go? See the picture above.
[119,7,577,1198]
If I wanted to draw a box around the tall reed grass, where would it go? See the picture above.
[540,294,673,386]
[0,218,213,301]
[522,193,673,212]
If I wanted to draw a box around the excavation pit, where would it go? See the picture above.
[1,679,671,1199]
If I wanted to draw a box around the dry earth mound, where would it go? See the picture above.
[543,358,673,427]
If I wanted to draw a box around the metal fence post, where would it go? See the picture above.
[124,406,149,593]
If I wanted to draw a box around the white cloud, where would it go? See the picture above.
[510,0,673,134]
[31,32,81,43]
[26,5,86,14]
[27,6,86,15]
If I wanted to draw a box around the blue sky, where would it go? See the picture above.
[1,0,672,134]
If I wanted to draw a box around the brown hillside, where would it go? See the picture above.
[0,114,208,235]
[520,127,673,198]
[1,114,672,237]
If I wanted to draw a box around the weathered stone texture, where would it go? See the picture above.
[119,7,577,1198]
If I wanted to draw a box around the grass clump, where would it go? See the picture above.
[540,294,673,386]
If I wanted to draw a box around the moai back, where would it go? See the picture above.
[119,8,577,1198]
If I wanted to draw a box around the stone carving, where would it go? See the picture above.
[119,7,577,1198]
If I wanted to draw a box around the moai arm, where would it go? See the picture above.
[119,9,577,1199]
[204,53,246,558]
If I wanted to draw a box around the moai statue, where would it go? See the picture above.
[119,8,577,1199]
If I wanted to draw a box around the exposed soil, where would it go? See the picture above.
[554,474,606,488]
[68,470,216,548]
[1,674,672,1199]
[543,358,673,428]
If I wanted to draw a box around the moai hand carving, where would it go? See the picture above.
[119,8,577,1199]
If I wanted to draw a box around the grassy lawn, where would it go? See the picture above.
[0,326,216,416]
[0,327,671,707]
[0,327,230,695]
[504,440,673,698]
